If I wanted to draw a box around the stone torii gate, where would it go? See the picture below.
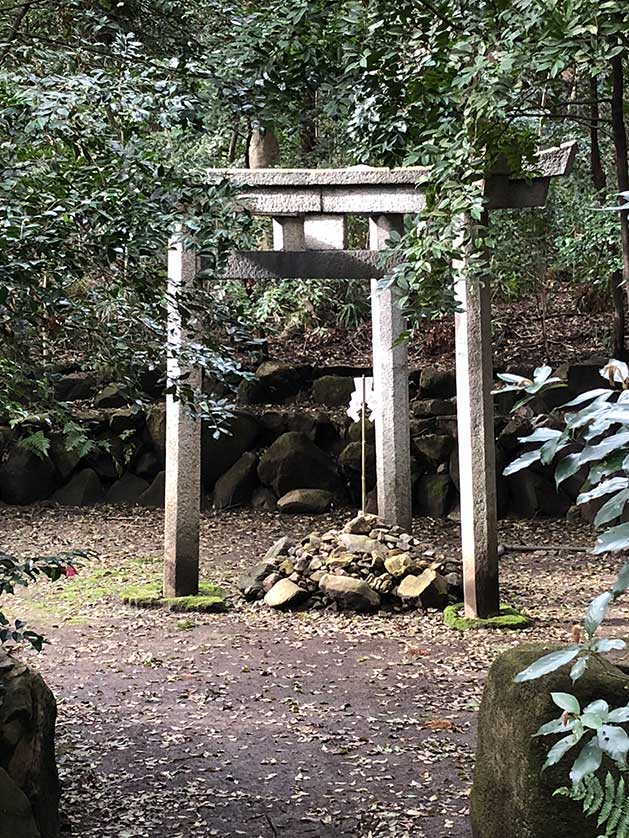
[165,141,576,618]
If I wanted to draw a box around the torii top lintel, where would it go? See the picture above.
[206,140,576,216]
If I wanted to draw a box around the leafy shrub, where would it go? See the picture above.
[498,360,629,836]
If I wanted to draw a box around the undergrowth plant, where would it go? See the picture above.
[497,359,629,836]
[0,551,86,652]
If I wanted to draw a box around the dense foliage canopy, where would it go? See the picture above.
[0,0,628,436]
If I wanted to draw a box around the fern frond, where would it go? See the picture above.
[616,799,629,838]
[607,777,627,836]
[584,775,604,816]
[600,774,618,827]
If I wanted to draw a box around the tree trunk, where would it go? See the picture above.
[227,123,239,163]
[611,54,629,308]
[590,76,607,191]
[611,269,626,357]
[300,89,317,157]
[593,73,625,355]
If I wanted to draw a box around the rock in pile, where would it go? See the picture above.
[239,513,462,612]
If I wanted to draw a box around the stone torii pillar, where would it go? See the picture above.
[164,234,202,597]
[369,215,412,532]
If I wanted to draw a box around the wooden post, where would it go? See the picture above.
[369,214,412,532]
[164,233,202,598]
[453,213,499,618]
[361,375,367,513]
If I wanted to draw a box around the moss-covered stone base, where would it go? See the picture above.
[121,581,227,613]
[443,602,531,631]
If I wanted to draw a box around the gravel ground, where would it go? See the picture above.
[1,505,626,838]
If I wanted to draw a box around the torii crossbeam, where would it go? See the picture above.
[164,141,577,618]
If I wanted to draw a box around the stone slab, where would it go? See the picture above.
[217,249,396,280]
[208,166,430,187]
[237,186,426,215]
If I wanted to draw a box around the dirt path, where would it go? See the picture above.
[1,506,626,838]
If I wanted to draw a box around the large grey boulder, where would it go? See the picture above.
[311,375,355,407]
[237,378,268,405]
[276,488,333,514]
[85,432,125,480]
[0,653,59,838]
[255,361,307,401]
[52,468,103,507]
[412,434,453,466]
[0,450,56,505]
[318,574,380,611]
[138,471,165,508]
[507,470,571,517]
[339,442,376,500]
[414,474,453,518]
[347,421,376,445]
[412,398,456,418]
[201,412,259,488]
[471,645,629,838]
[251,487,278,512]
[49,436,82,482]
[419,368,456,398]
[145,406,167,461]
[53,371,96,402]
[257,432,340,497]
[93,383,127,408]
[109,407,144,435]
[213,452,258,510]
[239,561,277,600]
[106,472,149,505]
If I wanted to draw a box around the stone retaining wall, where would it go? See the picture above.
[0,360,606,518]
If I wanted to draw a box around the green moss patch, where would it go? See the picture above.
[121,580,227,613]
[444,602,531,631]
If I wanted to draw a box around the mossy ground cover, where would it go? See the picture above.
[24,555,160,622]
[444,602,532,631]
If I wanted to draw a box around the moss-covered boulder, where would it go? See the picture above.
[0,769,40,838]
[0,653,59,838]
[471,644,629,838]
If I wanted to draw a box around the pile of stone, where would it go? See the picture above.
[239,512,462,612]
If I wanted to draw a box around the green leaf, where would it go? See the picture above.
[555,453,583,488]
[594,490,629,528]
[578,477,629,505]
[595,639,626,653]
[514,647,580,682]
[597,725,629,764]
[504,448,542,476]
[612,562,629,596]
[570,656,588,682]
[584,700,610,718]
[543,733,579,771]
[535,717,575,737]
[593,523,629,554]
[570,737,602,784]
[584,592,613,637]
[552,692,581,714]
[562,390,613,408]
[607,707,629,724]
